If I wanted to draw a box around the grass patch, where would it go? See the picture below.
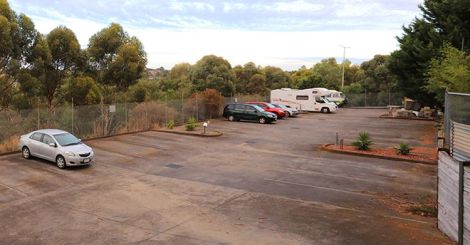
[0,136,20,154]
[407,203,437,217]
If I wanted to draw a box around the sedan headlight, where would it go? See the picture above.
[65,152,76,157]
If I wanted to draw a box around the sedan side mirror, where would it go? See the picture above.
[49,142,57,147]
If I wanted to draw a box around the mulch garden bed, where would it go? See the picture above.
[379,115,437,121]
[154,125,223,137]
[322,144,437,165]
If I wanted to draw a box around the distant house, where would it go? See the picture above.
[146,67,169,80]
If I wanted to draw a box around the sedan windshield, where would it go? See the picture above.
[54,133,81,146]
[265,103,276,109]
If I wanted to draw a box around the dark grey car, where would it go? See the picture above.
[223,104,277,124]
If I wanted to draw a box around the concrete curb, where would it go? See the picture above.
[343,107,388,109]
[153,129,223,137]
[379,115,437,121]
[0,150,20,157]
[321,144,437,165]
[0,129,223,156]
[0,130,152,156]
[82,130,151,142]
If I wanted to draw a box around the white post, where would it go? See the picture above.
[71,97,74,134]
[37,98,40,130]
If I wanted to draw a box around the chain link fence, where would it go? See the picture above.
[444,92,470,161]
[0,94,265,154]
[344,91,405,107]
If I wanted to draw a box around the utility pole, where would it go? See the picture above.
[340,45,350,91]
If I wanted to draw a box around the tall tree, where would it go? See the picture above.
[167,62,192,94]
[189,55,234,96]
[291,66,325,89]
[263,66,291,91]
[388,19,440,105]
[311,58,341,90]
[389,0,470,105]
[88,23,147,91]
[361,55,397,93]
[43,26,81,108]
[426,44,470,104]
[233,62,266,94]
[0,0,38,110]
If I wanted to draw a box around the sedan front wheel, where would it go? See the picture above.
[259,117,267,124]
[56,156,66,169]
[22,147,31,159]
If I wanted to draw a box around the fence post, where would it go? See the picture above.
[165,95,168,123]
[125,101,128,132]
[71,98,74,134]
[196,93,199,121]
[101,96,105,137]
[364,88,367,107]
[451,122,454,157]
[37,98,40,130]
[181,91,185,123]
[445,91,450,148]
[458,161,470,245]
[145,107,148,130]
[388,88,391,106]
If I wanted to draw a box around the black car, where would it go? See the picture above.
[223,104,277,124]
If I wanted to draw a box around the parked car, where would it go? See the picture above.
[19,129,94,169]
[272,103,298,117]
[223,104,277,124]
[245,102,286,119]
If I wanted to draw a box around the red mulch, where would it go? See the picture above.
[324,144,437,164]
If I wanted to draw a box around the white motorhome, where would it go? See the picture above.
[325,90,346,105]
[270,88,338,113]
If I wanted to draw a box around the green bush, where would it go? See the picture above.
[396,143,412,155]
[352,132,373,151]
[185,117,197,131]
[165,120,175,129]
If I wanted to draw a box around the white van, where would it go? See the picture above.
[270,88,338,113]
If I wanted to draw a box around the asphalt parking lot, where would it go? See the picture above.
[0,109,449,244]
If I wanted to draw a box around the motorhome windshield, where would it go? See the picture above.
[323,97,333,103]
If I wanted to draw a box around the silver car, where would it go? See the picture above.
[19,129,94,169]
[272,103,299,117]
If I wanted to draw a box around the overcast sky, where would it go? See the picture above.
[9,0,423,70]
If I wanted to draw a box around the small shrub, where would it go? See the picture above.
[396,143,412,155]
[165,120,175,129]
[352,132,373,151]
[185,117,197,131]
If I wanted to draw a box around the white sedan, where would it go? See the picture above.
[19,129,94,169]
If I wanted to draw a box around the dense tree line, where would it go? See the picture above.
[131,55,397,104]
[2,0,469,111]
[0,0,146,111]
